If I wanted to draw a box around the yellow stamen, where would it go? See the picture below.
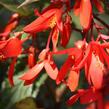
[49,16,56,28]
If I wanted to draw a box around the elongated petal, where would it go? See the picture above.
[80,0,92,29]
[56,56,74,84]
[73,0,81,16]
[97,95,104,109]
[67,94,80,105]
[24,78,36,85]
[80,89,101,104]
[55,8,63,31]
[73,44,91,71]
[23,9,57,33]
[98,34,109,40]
[52,26,59,51]
[100,47,109,69]
[28,53,35,68]
[2,21,18,38]
[93,0,104,13]
[67,71,79,92]
[44,60,58,80]
[89,54,103,89]
[52,48,76,55]
[20,62,44,80]
[38,48,49,60]
[61,15,71,47]
[8,58,17,86]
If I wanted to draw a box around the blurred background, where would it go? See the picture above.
[0,0,109,109]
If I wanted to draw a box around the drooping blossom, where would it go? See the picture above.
[20,48,58,85]
[73,0,104,30]
[0,13,20,40]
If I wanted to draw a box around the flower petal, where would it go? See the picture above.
[80,0,92,29]
[89,54,103,89]
[23,9,57,33]
[8,58,17,86]
[44,60,58,80]
[1,38,22,58]
[67,71,79,92]
[80,89,100,104]
[20,62,44,81]
[56,56,74,84]
[67,94,80,105]
[93,0,104,13]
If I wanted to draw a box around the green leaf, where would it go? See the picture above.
[21,33,29,39]
[18,0,39,8]
[0,1,32,16]
[0,75,33,109]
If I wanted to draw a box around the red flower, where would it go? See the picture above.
[67,87,103,109]
[72,41,109,89]
[51,42,84,91]
[20,49,58,85]
[0,13,19,40]
[23,4,72,48]
[0,37,22,59]
[23,7,63,33]
[73,0,103,29]
[74,0,92,29]
[0,37,22,86]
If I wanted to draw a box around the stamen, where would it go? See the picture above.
[49,16,56,28]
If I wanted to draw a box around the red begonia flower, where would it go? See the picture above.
[20,49,58,85]
[0,13,19,39]
[0,37,22,58]
[23,8,63,33]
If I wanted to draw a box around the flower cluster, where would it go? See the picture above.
[1,0,109,109]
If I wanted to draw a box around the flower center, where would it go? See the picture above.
[49,16,56,28]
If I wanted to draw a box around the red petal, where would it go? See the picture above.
[80,89,100,104]
[20,62,44,81]
[61,15,71,47]
[0,40,8,49]
[44,60,58,80]
[28,53,35,68]
[73,44,91,71]
[97,96,104,109]
[89,54,103,89]
[52,48,76,55]
[80,0,92,29]
[73,0,81,16]
[93,0,104,13]
[98,34,109,40]
[55,8,63,31]
[67,71,79,92]
[56,56,74,84]
[8,58,17,86]
[2,21,18,38]
[23,9,57,33]
[100,47,109,69]
[67,94,80,105]
[1,38,22,58]
[38,48,49,60]
[24,78,36,85]
[52,26,59,51]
